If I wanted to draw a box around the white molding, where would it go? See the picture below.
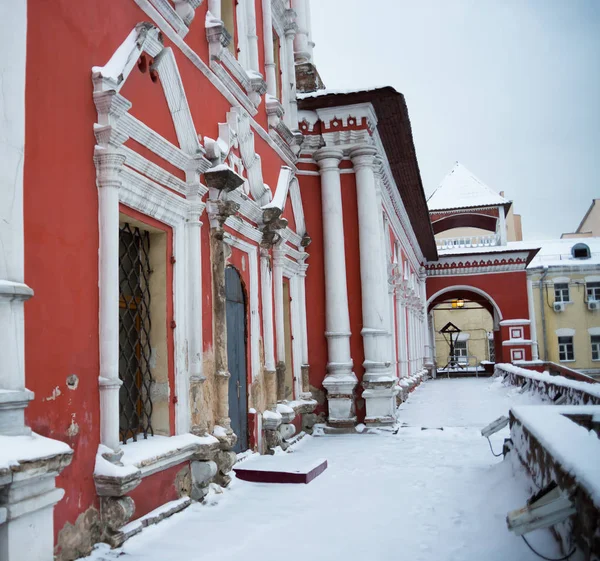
[120,168,189,225]
[223,234,261,381]
[210,61,258,116]
[148,0,190,37]
[555,328,576,337]
[280,227,303,248]
[502,340,533,346]
[499,319,531,326]
[229,108,270,203]
[120,113,193,171]
[132,0,296,168]
[152,48,204,156]
[118,169,192,435]
[224,214,263,243]
[585,276,600,283]
[588,327,600,336]
[552,276,570,284]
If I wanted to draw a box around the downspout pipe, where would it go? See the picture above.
[539,267,549,361]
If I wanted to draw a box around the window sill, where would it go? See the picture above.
[121,434,220,478]
[94,434,220,496]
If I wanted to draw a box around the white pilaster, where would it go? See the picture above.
[283,17,298,129]
[315,148,356,425]
[96,149,126,455]
[273,245,286,370]
[291,0,311,63]
[527,276,539,360]
[261,0,277,98]
[0,5,72,559]
[298,260,311,399]
[185,201,204,432]
[260,249,276,374]
[350,146,396,424]
[208,0,221,19]
[0,0,33,434]
[245,0,260,73]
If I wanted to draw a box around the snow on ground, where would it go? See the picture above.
[85,378,564,561]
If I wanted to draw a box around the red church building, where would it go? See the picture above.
[0,2,532,560]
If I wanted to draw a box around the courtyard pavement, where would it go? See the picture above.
[86,377,563,561]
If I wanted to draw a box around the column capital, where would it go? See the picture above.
[349,145,378,171]
[314,147,344,170]
[94,148,126,189]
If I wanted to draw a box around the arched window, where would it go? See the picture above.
[572,243,591,259]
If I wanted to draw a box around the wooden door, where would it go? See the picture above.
[225,266,248,453]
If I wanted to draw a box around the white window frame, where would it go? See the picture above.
[591,335,600,361]
[453,340,468,363]
[586,282,600,302]
[554,282,570,303]
[558,336,575,362]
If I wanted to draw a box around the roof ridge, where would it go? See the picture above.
[427,162,509,211]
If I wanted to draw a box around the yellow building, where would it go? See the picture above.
[561,199,600,239]
[527,238,600,378]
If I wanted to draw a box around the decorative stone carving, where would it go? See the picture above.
[278,423,295,440]
[94,469,141,498]
[100,496,135,533]
[204,165,245,192]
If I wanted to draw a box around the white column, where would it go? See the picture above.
[350,146,396,424]
[315,148,356,425]
[261,0,277,98]
[527,276,539,360]
[96,150,126,455]
[498,205,507,245]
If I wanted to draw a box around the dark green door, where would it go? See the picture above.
[225,266,248,453]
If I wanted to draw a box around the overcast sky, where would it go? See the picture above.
[309,0,600,240]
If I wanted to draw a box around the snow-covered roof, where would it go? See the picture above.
[524,237,600,268]
[297,86,393,100]
[437,237,600,268]
[428,162,509,211]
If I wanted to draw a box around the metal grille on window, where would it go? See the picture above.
[119,223,154,443]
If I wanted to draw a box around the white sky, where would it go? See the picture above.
[309,0,600,240]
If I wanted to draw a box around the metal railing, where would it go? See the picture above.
[436,234,501,250]
[440,355,482,378]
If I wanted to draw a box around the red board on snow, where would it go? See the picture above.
[233,456,328,484]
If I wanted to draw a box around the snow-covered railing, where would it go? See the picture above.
[510,405,600,558]
[495,363,600,405]
[436,234,500,251]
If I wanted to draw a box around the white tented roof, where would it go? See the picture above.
[427,162,509,211]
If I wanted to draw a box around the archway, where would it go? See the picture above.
[427,287,501,375]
